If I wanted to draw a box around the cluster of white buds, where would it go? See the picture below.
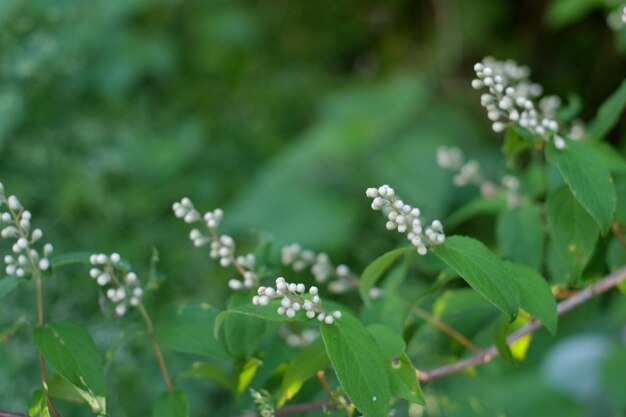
[279,326,319,348]
[472,57,566,150]
[0,183,53,277]
[88,253,144,317]
[437,146,523,207]
[252,277,342,325]
[281,243,355,292]
[173,198,259,290]
[366,185,445,255]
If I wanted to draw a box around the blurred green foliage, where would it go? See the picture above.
[0,0,625,416]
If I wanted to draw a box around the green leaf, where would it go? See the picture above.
[547,187,599,280]
[433,236,520,320]
[235,357,262,394]
[359,247,410,304]
[179,361,234,392]
[506,262,557,335]
[587,79,626,141]
[33,321,106,414]
[600,347,626,411]
[496,202,544,269]
[220,313,266,360]
[606,237,626,272]
[545,0,600,29]
[28,390,50,417]
[367,324,424,405]
[152,389,189,417]
[545,139,616,233]
[279,337,329,406]
[157,303,229,359]
[320,312,390,417]
[492,316,514,364]
[0,275,23,300]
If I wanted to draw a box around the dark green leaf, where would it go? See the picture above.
[0,275,23,300]
[367,324,424,405]
[545,0,599,29]
[547,187,599,280]
[590,141,626,173]
[219,312,266,359]
[506,262,557,335]
[320,312,390,417]
[545,139,616,233]
[179,362,234,392]
[496,203,544,269]
[279,337,329,406]
[152,389,189,417]
[157,303,229,359]
[434,236,520,320]
[600,346,626,411]
[33,321,106,414]
[587,79,626,141]
[606,237,626,272]
[492,316,514,364]
[359,247,410,304]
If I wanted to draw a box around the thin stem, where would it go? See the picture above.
[137,304,174,392]
[411,306,480,353]
[315,371,333,400]
[418,264,626,383]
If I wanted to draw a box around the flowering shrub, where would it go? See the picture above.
[1,45,626,417]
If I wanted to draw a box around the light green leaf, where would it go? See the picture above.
[359,247,410,304]
[33,321,106,414]
[153,389,189,417]
[179,362,234,392]
[587,79,626,141]
[506,262,557,335]
[547,187,599,280]
[279,337,329,406]
[0,275,23,300]
[28,390,50,417]
[367,324,424,405]
[320,312,390,417]
[157,303,229,359]
[496,202,544,269]
[546,139,616,233]
[433,236,520,320]
[235,357,262,394]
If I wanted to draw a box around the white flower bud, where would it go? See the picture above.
[115,304,127,316]
[39,258,50,271]
[110,253,121,263]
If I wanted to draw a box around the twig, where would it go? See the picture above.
[315,371,333,400]
[418,265,626,382]
[0,412,27,417]
[137,304,174,392]
[411,306,480,353]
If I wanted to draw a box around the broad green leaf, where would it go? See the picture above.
[48,374,84,404]
[279,337,329,406]
[157,303,229,359]
[359,247,409,304]
[434,236,520,320]
[587,79,626,141]
[496,203,544,269]
[547,187,599,280]
[367,324,424,405]
[545,139,616,233]
[0,275,23,300]
[506,262,557,335]
[152,389,189,417]
[218,296,267,359]
[320,312,390,417]
[445,195,507,228]
[33,321,106,414]
[179,362,234,392]
[28,390,50,417]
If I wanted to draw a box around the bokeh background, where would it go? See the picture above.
[1,0,625,416]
